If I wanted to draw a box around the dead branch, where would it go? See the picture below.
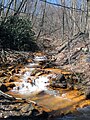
[58,33,84,53]
[62,49,82,65]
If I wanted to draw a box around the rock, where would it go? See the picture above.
[30,69,41,76]
[86,82,90,86]
[0,83,16,92]
[26,63,41,68]
[9,76,21,82]
[0,83,2,88]
[50,81,67,88]
[10,111,21,117]
[26,58,33,63]
[55,74,66,82]
[67,83,74,90]
[80,103,89,108]
[74,84,82,90]
[0,76,9,83]
[45,89,60,96]
[31,109,40,116]
[34,56,48,63]
[0,70,5,77]
[36,110,48,119]
[66,75,76,90]
[0,113,2,118]
[21,103,34,113]
[82,47,89,53]
[86,56,90,62]
[85,87,90,99]
[50,74,67,88]
[0,84,8,92]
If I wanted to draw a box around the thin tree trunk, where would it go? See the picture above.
[36,1,46,40]
[71,0,77,36]
[87,0,90,40]
[32,0,38,21]
[2,0,14,23]
[61,0,65,41]
[14,0,27,16]
[0,0,5,17]
[81,0,86,33]
[13,0,17,12]
[31,0,38,28]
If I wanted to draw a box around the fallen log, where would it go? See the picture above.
[58,35,78,53]
[62,49,82,65]
[58,33,86,53]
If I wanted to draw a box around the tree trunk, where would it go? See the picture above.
[71,0,77,36]
[61,0,65,41]
[0,0,5,17]
[87,0,90,40]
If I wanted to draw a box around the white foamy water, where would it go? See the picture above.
[12,70,50,94]
[11,54,59,96]
[26,63,40,68]
[34,56,47,62]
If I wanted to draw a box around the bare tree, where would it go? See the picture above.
[0,0,88,43]
[14,0,27,16]
[0,0,5,17]
[3,0,14,23]
[61,0,65,41]
[87,0,90,40]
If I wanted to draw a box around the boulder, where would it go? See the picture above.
[0,83,15,92]
[21,103,34,113]
[50,74,67,88]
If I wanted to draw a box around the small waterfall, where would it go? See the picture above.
[11,55,57,95]
[12,69,50,94]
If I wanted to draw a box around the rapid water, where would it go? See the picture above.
[11,55,59,96]
[12,69,50,94]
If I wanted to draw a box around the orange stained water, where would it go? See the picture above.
[6,67,90,117]
[8,89,90,117]
[32,90,90,118]
[4,61,90,117]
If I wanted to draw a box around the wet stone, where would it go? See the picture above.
[34,56,48,63]
[85,87,90,99]
[55,74,66,82]
[50,82,67,88]
[86,56,90,63]
[0,83,16,92]
[50,74,67,88]
[31,109,40,116]
[45,89,60,96]
[21,103,34,113]
[0,113,2,118]
[0,84,8,92]
[11,111,21,117]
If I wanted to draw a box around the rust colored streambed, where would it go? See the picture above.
[32,90,89,113]
[5,67,90,118]
[7,88,90,119]
[1,52,90,119]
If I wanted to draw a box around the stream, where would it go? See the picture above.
[1,53,90,119]
[56,106,90,120]
[10,54,61,97]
